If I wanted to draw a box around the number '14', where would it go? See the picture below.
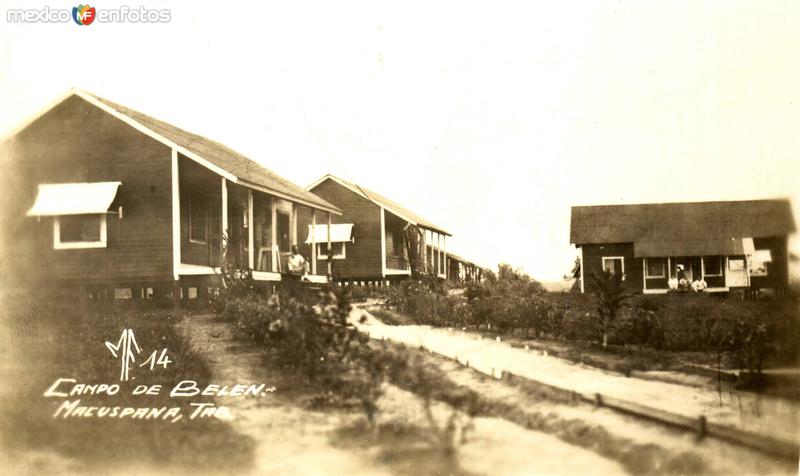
[140,349,172,370]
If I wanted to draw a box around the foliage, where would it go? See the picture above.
[379,277,465,327]
[225,286,398,427]
[465,264,560,336]
[588,269,628,348]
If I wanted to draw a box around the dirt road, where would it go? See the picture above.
[179,314,628,475]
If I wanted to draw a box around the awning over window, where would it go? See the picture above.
[633,238,744,257]
[27,182,122,216]
[754,249,772,263]
[305,224,354,244]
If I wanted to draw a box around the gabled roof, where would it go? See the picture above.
[6,89,341,215]
[571,199,795,245]
[308,174,451,235]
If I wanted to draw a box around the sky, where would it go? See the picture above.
[1,1,799,281]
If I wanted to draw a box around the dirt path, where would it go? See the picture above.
[179,314,628,476]
[351,309,799,446]
[178,314,393,476]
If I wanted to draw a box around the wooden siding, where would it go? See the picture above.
[302,178,384,279]
[751,236,790,289]
[581,243,644,292]
[1,95,173,285]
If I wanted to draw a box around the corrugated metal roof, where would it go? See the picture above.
[571,199,795,246]
[81,92,341,214]
[634,238,745,257]
[315,175,451,235]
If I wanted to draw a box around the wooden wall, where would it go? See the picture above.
[751,236,790,290]
[581,243,644,292]
[1,95,174,286]
[302,179,383,279]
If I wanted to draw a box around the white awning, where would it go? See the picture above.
[754,249,772,263]
[27,182,122,216]
[305,223,354,244]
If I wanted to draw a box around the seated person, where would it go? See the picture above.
[691,278,707,293]
[676,265,691,290]
[668,277,679,290]
[287,246,308,276]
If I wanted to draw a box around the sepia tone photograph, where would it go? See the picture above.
[0,1,798,475]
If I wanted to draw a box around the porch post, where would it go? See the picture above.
[380,207,387,277]
[311,210,317,275]
[247,190,254,269]
[171,149,181,309]
[436,233,442,276]
[327,211,332,275]
[642,258,647,291]
[270,199,277,272]
[170,149,181,281]
[292,206,298,246]
[579,246,585,293]
[221,178,228,254]
[443,235,447,280]
[700,257,705,280]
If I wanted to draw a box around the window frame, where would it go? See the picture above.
[645,257,666,278]
[703,256,723,277]
[188,193,208,245]
[601,256,626,280]
[317,242,346,260]
[53,214,107,250]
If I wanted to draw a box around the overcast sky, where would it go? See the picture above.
[2,1,799,281]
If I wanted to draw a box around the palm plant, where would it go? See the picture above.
[588,268,627,348]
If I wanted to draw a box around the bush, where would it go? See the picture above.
[224,286,405,427]
[465,265,559,336]
[380,278,465,327]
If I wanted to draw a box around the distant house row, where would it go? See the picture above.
[1,90,483,305]
[570,200,796,295]
[298,174,482,286]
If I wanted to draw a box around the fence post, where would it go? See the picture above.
[697,416,707,440]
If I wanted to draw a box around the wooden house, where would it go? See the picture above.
[570,200,795,294]
[301,174,451,283]
[1,89,342,305]
[444,252,483,284]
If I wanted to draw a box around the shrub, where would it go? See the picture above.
[588,269,628,348]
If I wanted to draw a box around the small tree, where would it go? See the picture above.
[588,269,627,348]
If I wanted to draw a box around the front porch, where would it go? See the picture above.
[639,255,748,294]
[381,208,450,279]
[176,154,335,285]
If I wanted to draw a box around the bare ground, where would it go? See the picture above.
[179,314,628,476]
[354,307,797,475]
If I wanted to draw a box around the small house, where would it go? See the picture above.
[301,174,451,283]
[1,89,342,305]
[570,200,795,294]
